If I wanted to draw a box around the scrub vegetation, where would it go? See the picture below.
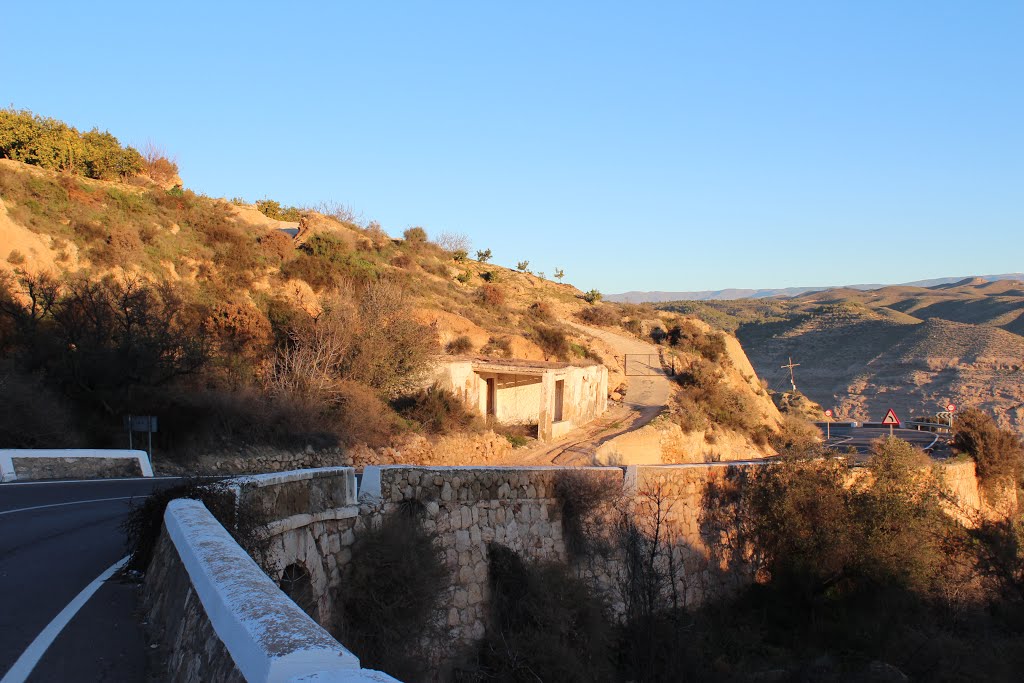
[0,109,622,461]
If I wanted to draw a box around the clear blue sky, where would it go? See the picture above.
[3,2,1021,294]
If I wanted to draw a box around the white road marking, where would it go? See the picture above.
[0,476,181,486]
[0,496,137,517]
[0,555,129,683]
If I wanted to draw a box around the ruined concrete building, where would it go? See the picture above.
[431,358,608,441]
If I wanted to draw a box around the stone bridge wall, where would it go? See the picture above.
[144,459,1005,682]
[142,497,396,682]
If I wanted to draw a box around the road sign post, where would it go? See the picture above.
[945,403,956,429]
[881,408,900,437]
[824,409,834,440]
[124,415,158,458]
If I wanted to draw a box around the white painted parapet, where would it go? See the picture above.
[162,499,398,682]
[0,449,153,482]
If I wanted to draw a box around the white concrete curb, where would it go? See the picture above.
[0,449,153,482]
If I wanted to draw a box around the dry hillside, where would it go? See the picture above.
[0,134,783,465]
[662,280,1024,432]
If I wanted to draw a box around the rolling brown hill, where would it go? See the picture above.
[661,281,1024,432]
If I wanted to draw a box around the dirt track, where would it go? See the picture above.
[500,323,673,466]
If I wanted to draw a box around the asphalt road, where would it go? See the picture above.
[0,477,183,682]
[818,424,949,456]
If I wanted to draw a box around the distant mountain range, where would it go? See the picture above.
[608,273,1024,303]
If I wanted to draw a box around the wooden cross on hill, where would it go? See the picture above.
[781,357,800,393]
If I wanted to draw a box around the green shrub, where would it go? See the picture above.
[255,198,302,221]
[475,248,492,263]
[569,342,602,363]
[282,233,380,288]
[0,108,144,179]
[582,289,602,303]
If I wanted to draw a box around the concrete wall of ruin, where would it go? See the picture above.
[432,361,608,441]
[483,372,544,424]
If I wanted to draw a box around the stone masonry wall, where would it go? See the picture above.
[253,464,755,666]
[11,456,141,480]
[229,460,1014,679]
[143,532,247,683]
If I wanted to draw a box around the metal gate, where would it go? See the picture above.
[623,353,666,376]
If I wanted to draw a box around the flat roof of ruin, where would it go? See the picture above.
[442,356,598,375]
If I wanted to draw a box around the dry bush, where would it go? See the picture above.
[390,252,413,270]
[667,320,728,362]
[121,478,268,573]
[393,384,482,434]
[528,300,553,321]
[257,230,294,262]
[480,336,512,358]
[92,224,144,266]
[533,324,570,360]
[953,408,1024,495]
[402,226,428,246]
[464,544,614,683]
[576,304,620,327]
[268,281,436,399]
[476,283,505,308]
[201,298,274,378]
[141,142,179,184]
[333,380,404,446]
[337,506,449,681]
[310,200,361,225]
[771,414,822,453]
[435,231,470,253]
[554,470,622,558]
[445,335,474,354]
[0,368,82,447]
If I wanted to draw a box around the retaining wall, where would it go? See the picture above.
[0,449,153,482]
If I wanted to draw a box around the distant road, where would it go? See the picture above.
[0,477,183,682]
[818,424,947,456]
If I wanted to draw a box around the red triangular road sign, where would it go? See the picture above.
[881,408,900,426]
